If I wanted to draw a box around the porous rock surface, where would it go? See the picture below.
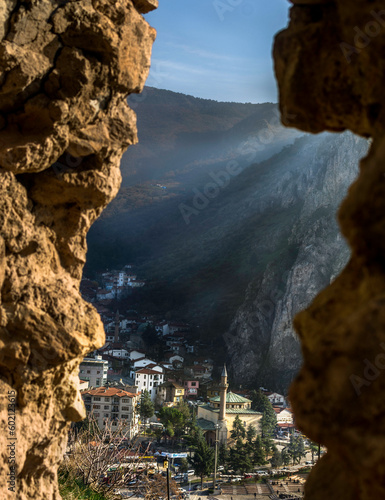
[274,0,385,498]
[0,0,156,498]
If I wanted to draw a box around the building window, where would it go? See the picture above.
[93,397,101,401]
[87,370,91,374]
[97,371,100,374]
[104,413,109,418]
[191,382,197,387]
[94,413,100,417]
[122,398,131,403]
[121,415,128,419]
[96,379,100,386]
[104,405,109,409]
[121,407,130,411]
[93,405,100,409]
[105,398,110,402]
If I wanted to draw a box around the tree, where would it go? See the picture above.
[228,439,252,474]
[281,449,291,466]
[309,441,319,463]
[62,417,154,497]
[189,438,214,489]
[218,443,229,468]
[137,390,155,433]
[270,445,282,468]
[246,424,257,443]
[158,406,186,441]
[178,458,189,473]
[251,390,277,438]
[230,415,246,440]
[175,400,191,427]
[287,434,306,465]
[262,436,274,460]
[252,435,266,466]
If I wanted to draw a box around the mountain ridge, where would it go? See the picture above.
[85,87,368,391]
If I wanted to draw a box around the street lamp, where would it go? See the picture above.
[213,423,220,492]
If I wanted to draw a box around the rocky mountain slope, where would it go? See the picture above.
[85,89,369,391]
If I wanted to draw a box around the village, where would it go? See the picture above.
[78,265,296,437]
[73,266,316,500]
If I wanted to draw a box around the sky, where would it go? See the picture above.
[146,0,290,104]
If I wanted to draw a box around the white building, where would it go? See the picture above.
[135,368,164,402]
[267,393,286,406]
[276,408,294,424]
[103,348,130,359]
[81,387,140,438]
[79,356,109,388]
[133,357,158,370]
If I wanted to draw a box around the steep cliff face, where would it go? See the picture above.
[226,132,368,390]
[0,1,156,499]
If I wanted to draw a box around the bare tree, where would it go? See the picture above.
[62,415,183,499]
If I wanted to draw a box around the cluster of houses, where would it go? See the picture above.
[81,265,146,302]
[78,265,294,440]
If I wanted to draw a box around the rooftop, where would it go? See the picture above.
[136,368,163,375]
[200,404,262,415]
[81,387,139,398]
[210,391,252,404]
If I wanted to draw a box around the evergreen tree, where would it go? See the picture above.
[230,415,246,440]
[229,439,252,474]
[309,441,319,463]
[252,435,266,466]
[137,390,154,433]
[218,443,229,468]
[251,390,277,438]
[262,436,274,461]
[246,424,257,442]
[270,445,283,468]
[189,438,214,489]
[281,449,290,466]
[287,434,306,465]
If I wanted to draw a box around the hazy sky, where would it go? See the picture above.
[146,0,290,103]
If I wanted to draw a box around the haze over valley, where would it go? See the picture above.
[85,87,368,391]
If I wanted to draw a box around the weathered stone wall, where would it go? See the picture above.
[274,1,385,498]
[0,0,157,498]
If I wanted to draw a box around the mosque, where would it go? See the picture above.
[196,366,263,445]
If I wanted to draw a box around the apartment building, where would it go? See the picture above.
[81,387,140,438]
[135,368,164,402]
[79,356,109,387]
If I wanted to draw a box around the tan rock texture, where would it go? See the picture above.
[274,1,385,498]
[0,0,156,498]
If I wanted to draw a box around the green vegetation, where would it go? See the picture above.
[251,390,277,438]
[189,438,214,488]
[158,401,191,444]
[58,471,109,500]
[137,390,155,429]
[286,434,306,465]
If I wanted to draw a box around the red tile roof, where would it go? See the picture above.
[81,387,139,398]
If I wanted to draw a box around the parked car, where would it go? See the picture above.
[187,470,195,476]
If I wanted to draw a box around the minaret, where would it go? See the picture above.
[218,365,228,445]
[219,364,228,422]
[114,309,120,343]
